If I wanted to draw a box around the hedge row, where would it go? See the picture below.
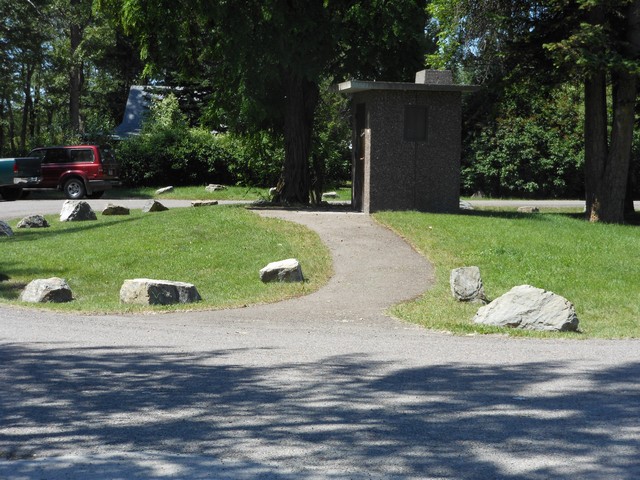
[115,128,284,188]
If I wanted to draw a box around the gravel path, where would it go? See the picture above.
[1,201,639,479]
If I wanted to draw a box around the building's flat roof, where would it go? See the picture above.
[334,80,480,94]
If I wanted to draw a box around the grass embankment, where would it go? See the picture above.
[114,185,270,201]
[375,209,640,339]
[22,185,269,201]
[1,206,332,313]
[24,185,352,202]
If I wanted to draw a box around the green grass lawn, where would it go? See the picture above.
[1,205,332,313]
[375,209,640,338]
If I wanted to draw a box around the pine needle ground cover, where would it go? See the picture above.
[375,210,640,339]
[1,206,332,313]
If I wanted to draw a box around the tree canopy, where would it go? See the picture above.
[429,0,640,223]
[0,0,141,155]
[111,0,433,203]
[1,0,637,222]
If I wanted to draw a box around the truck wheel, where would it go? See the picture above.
[87,191,105,199]
[0,187,23,201]
[63,178,86,199]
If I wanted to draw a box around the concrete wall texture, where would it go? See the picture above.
[351,89,462,213]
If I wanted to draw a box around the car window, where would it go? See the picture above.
[28,149,46,160]
[69,149,95,163]
[43,149,70,164]
[99,146,116,163]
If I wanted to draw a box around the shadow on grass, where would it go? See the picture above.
[5,216,141,244]
[461,208,640,226]
[0,261,67,300]
[0,279,27,300]
[1,342,638,478]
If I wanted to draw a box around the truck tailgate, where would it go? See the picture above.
[13,157,42,183]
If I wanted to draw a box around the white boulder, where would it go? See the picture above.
[450,266,487,303]
[260,258,304,283]
[20,277,73,303]
[120,278,201,305]
[473,285,579,332]
[60,201,96,222]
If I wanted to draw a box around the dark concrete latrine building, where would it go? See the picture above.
[336,70,478,213]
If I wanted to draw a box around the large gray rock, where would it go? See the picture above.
[473,285,579,332]
[120,278,202,305]
[0,220,14,236]
[17,215,50,228]
[102,204,130,216]
[450,266,487,303]
[142,200,169,213]
[60,200,97,222]
[20,277,73,303]
[260,258,304,283]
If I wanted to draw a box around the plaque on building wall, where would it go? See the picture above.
[403,105,428,142]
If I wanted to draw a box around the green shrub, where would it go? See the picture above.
[462,84,584,198]
[115,90,351,191]
[464,117,584,198]
[115,94,284,188]
[217,131,284,187]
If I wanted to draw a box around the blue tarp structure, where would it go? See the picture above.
[113,86,155,139]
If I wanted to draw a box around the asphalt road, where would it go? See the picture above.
[1,200,639,479]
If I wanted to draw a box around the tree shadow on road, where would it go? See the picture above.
[1,342,638,479]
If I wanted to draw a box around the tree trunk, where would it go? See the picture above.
[585,1,639,223]
[600,71,636,223]
[584,70,608,221]
[20,64,34,153]
[0,97,4,157]
[7,98,16,155]
[624,165,636,215]
[277,69,319,204]
[70,0,83,134]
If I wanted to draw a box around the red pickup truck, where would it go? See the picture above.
[27,145,121,199]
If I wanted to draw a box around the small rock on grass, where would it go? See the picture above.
[191,200,219,207]
[450,266,487,304]
[0,221,14,236]
[142,200,169,213]
[60,200,97,222]
[17,215,50,228]
[517,206,540,213]
[205,184,227,192]
[260,258,304,283]
[102,204,130,216]
[120,278,201,305]
[20,277,73,303]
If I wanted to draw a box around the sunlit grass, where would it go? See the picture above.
[23,184,353,203]
[143,185,270,201]
[375,210,640,338]
[1,205,332,313]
